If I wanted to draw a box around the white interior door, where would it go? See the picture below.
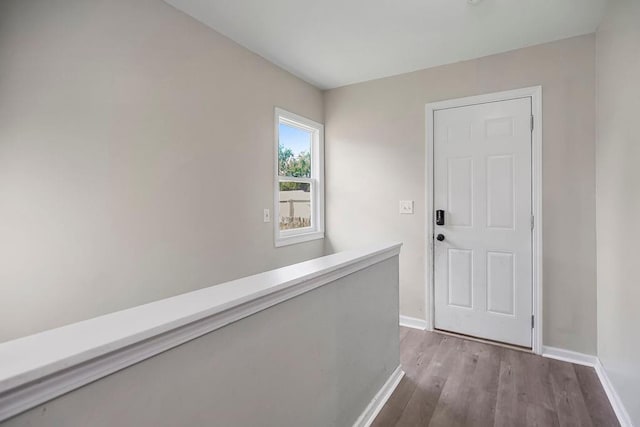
[433,97,533,347]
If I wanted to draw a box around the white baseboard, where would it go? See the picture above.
[399,315,427,330]
[353,365,404,427]
[541,346,599,367]
[542,346,633,427]
[594,360,633,427]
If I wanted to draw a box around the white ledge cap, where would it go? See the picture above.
[0,242,402,397]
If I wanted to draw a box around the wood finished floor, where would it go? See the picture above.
[372,327,619,427]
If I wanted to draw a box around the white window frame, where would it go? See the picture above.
[274,108,325,247]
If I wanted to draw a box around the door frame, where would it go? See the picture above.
[424,86,543,354]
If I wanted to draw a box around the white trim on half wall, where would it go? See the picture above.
[0,243,402,423]
[352,366,404,427]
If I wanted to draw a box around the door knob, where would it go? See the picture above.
[436,234,445,241]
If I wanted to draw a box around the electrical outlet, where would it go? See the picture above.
[263,208,271,222]
[399,200,414,214]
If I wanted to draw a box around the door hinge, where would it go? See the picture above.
[530,115,534,132]
[530,215,534,230]
[531,315,535,329]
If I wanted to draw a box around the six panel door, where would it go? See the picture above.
[433,97,533,347]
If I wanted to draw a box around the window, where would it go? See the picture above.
[274,108,324,247]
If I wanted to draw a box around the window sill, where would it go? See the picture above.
[275,230,324,247]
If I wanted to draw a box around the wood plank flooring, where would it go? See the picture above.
[372,327,619,427]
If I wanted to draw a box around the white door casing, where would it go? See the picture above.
[432,97,533,347]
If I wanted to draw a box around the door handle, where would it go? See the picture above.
[436,234,445,242]
[436,210,445,226]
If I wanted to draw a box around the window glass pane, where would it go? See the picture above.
[279,181,311,230]
[278,122,312,177]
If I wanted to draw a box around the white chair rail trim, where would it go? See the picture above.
[0,242,402,422]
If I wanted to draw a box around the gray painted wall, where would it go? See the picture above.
[0,0,325,342]
[324,35,597,354]
[596,0,640,423]
[2,257,400,426]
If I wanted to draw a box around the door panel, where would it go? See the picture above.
[486,251,515,315]
[486,155,514,229]
[447,157,473,227]
[448,248,473,308]
[433,97,532,347]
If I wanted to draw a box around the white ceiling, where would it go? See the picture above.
[165,0,608,89]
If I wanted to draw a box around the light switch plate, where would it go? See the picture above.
[399,200,414,214]
[263,209,271,222]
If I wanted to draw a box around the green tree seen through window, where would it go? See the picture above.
[279,144,311,191]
